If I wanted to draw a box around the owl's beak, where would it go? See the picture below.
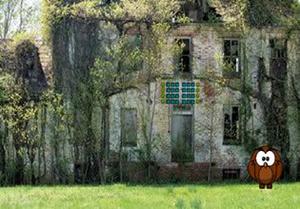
[264,162,267,167]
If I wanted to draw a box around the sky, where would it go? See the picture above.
[23,0,300,34]
[21,0,41,33]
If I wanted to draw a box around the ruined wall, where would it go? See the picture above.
[108,26,300,181]
[35,37,53,84]
[2,24,297,184]
[287,31,300,180]
[51,17,102,183]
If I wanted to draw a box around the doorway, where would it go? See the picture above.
[171,106,193,162]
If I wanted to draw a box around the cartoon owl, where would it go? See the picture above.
[247,145,283,189]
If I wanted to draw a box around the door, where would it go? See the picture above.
[171,114,193,162]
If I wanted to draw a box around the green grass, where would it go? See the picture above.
[0,182,299,209]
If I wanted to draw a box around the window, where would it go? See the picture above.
[270,39,287,81]
[223,39,240,78]
[121,108,137,146]
[222,169,240,180]
[223,105,241,145]
[270,39,287,59]
[175,38,192,74]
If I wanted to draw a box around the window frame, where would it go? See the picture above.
[174,37,193,75]
[223,38,241,78]
[269,38,287,60]
[121,108,138,147]
[223,104,241,145]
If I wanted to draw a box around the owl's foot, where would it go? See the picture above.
[267,184,272,189]
[259,184,265,189]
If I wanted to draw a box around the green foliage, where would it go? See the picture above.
[249,0,298,27]
[176,14,191,24]
[0,84,38,146]
[91,21,176,102]
[211,0,299,30]
[11,32,35,48]
[41,0,71,42]
[0,57,65,182]
[285,1,300,29]
[210,0,248,31]
[0,33,36,78]
[91,36,142,105]
[41,0,181,42]
[134,134,161,163]
[88,0,182,183]
[0,73,14,104]
[206,9,222,24]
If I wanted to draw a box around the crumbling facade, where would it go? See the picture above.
[38,2,300,182]
[1,0,299,184]
[107,25,300,181]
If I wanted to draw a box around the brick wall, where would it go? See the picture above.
[35,37,52,84]
[108,26,298,181]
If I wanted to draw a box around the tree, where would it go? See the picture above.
[0,0,38,38]
[0,39,47,184]
[90,0,182,182]
[210,0,298,29]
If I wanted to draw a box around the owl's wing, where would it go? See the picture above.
[247,160,257,180]
[275,160,283,181]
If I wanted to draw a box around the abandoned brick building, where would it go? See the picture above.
[1,0,300,183]
[104,2,299,181]
[105,29,299,181]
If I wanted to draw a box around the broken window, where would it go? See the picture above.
[223,105,241,145]
[270,39,287,81]
[270,39,287,59]
[175,38,192,74]
[171,108,193,162]
[121,108,137,146]
[223,39,240,78]
[121,32,143,71]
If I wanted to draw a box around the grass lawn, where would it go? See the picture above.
[0,182,299,209]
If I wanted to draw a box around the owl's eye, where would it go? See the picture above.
[265,151,275,166]
[256,151,265,166]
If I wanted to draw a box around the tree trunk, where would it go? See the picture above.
[19,0,24,32]
[119,112,123,182]
[28,147,36,185]
[38,105,47,183]
[208,105,214,183]
[146,82,158,180]
[100,101,110,184]
[0,125,7,184]
[14,142,24,185]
